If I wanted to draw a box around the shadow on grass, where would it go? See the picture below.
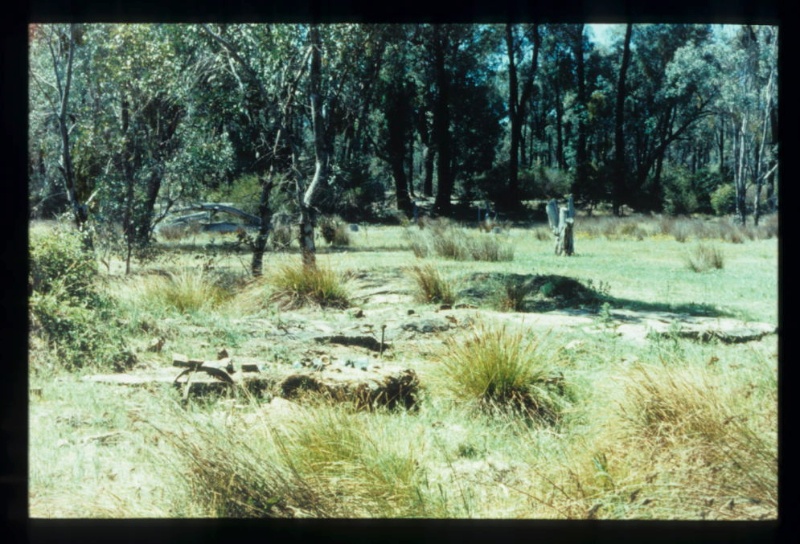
[602,297,737,318]
[457,271,734,318]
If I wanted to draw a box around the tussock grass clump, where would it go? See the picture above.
[437,323,568,423]
[154,415,329,518]
[497,277,537,312]
[269,261,350,309]
[404,218,514,262]
[407,264,456,305]
[139,269,234,313]
[277,405,424,517]
[686,243,724,272]
[157,402,426,518]
[467,234,515,261]
[614,362,777,512]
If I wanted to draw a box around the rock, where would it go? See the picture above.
[401,318,451,334]
[146,337,165,353]
[351,308,365,318]
[439,304,453,311]
[349,224,359,232]
[217,348,230,359]
[564,340,584,351]
[407,309,415,315]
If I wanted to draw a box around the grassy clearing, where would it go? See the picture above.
[28,214,777,519]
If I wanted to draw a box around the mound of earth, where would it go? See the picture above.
[458,272,604,311]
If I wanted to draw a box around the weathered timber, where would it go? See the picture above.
[279,365,419,410]
[85,358,419,410]
[313,335,390,352]
[546,196,575,256]
[169,203,261,226]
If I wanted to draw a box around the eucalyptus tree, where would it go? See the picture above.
[28,24,90,234]
[85,24,232,272]
[373,25,415,215]
[612,22,632,216]
[620,24,715,212]
[197,23,310,274]
[504,22,540,209]
[714,25,778,225]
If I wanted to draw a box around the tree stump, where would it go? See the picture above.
[546,196,575,256]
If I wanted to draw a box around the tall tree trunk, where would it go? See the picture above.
[432,26,453,216]
[505,24,521,209]
[555,84,566,170]
[53,24,89,240]
[387,81,412,215]
[734,114,748,226]
[613,23,633,216]
[573,24,588,196]
[299,25,328,269]
[422,145,434,197]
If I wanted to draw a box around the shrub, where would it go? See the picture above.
[269,261,350,309]
[29,225,97,302]
[662,167,700,216]
[407,264,456,305]
[29,225,131,372]
[318,215,351,247]
[710,184,737,217]
[438,323,568,423]
[685,243,724,272]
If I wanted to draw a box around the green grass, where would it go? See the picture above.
[28,215,778,519]
[436,323,569,423]
[407,263,456,305]
[268,260,350,309]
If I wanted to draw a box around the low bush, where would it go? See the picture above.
[710,184,737,217]
[318,215,351,247]
[29,225,131,372]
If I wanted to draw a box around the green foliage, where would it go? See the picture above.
[29,225,130,372]
[269,262,350,309]
[438,324,568,423]
[662,168,699,216]
[29,226,98,302]
[407,264,456,305]
[205,174,263,216]
[710,184,737,216]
